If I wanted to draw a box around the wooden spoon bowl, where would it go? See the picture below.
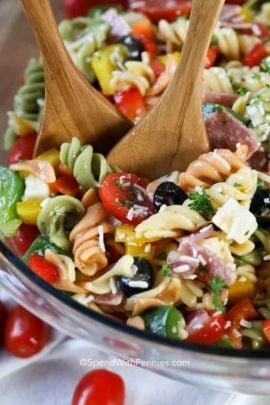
[108,0,225,179]
[19,0,132,156]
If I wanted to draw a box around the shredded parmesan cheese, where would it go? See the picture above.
[98,225,106,252]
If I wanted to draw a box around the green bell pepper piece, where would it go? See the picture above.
[0,167,25,237]
[143,306,186,339]
[23,235,71,264]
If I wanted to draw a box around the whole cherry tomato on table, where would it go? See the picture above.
[0,301,7,347]
[62,0,128,18]
[5,305,50,358]
[72,369,125,405]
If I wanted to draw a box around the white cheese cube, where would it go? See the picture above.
[212,198,257,244]
[23,175,50,201]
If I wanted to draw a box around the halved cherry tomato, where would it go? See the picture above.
[99,173,154,226]
[186,311,226,345]
[243,43,268,67]
[131,0,192,23]
[9,223,40,255]
[205,46,220,69]
[28,254,60,285]
[7,133,37,165]
[262,319,270,343]
[226,298,257,348]
[150,60,166,77]
[62,0,128,18]
[114,88,146,121]
[4,305,50,358]
[50,174,80,197]
[72,369,125,405]
[0,301,7,347]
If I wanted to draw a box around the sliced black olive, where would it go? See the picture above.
[153,181,187,212]
[250,189,270,226]
[119,257,154,297]
[119,35,143,61]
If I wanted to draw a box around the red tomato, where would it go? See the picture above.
[114,88,146,121]
[4,305,50,358]
[150,60,166,77]
[226,298,257,348]
[245,22,270,39]
[62,0,128,18]
[72,369,125,405]
[50,174,80,197]
[243,43,268,67]
[132,18,156,41]
[131,0,192,23]
[9,223,39,255]
[137,36,159,59]
[28,254,60,285]
[99,173,154,226]
[7,133,37,165]
[262,319,270,343]
[186,311,226,345]
[205,47,219,69]
[0,301,7,347]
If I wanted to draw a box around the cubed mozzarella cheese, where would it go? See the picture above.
[23,174,50,201]
[212,198,258,244]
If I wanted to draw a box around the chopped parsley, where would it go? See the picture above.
[235,86,248,95]
[162,263,172,277]
[252,73,261,80]
[257,181,266,191]
[234,183,242,188]
[123,199,135,208]
[157,251,167,261]
[115,180,121,187]
[210,35,218,46]
[188,187,215,220]
[210,277,228,312]
[198,266,209,274]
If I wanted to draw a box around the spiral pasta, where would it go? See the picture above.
[59,16,109,82]
[255,3,270,28]
[69,202,114,277]
[157,18,189,47]
[203,67,235,94]
[60,138,113,190]
[37,196,85,250]
[111,52,155,96]
[179,148,247,193]
[235,264,257,283]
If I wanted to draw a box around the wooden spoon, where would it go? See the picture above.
[108,0,225,179]
[19,0,132,156]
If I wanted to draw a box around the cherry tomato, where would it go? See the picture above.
[0,301,7,347]
[131,0,192,23]
[99,173,154,226]
[72,369,125,405]
[243,43,268,67]
[186,311,226,345]
[138,36,159,59]
[150,60,166,78]
[262,319,270,343]
[28,254,60,285]
[50,174,80,197]
[5,305,50,358]
[7,133,37,165]
[9,223,39,255]
[114,88,146,121]
[205,47,220,69]
[226,298,257,348]
[62,0,128,18]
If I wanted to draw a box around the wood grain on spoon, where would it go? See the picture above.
[108,0,225,179]
[19,0,132,156]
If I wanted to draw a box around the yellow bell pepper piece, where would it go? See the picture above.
[241,7,254,22]
[115,225,159,244]
[126,243,156,260]
[17,198,43,225]
[158,52,181,68]
[35,149,60,168]
[228,279,255,304]
[9,112,37,136]
[92,45,128,95]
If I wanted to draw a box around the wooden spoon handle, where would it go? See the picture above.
[19,0,70,76]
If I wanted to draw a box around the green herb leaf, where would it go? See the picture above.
[234,183,242,188]
[162,263,172,277]
[210,277,228,312]
[123,199,135,208]
[188,187,215,220]
[236,86,248,95]
[210,35,218,46]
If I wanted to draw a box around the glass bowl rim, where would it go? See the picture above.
[1,239,270,360]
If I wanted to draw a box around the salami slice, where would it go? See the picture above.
[203,91,238,108]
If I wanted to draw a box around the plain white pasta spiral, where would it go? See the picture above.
[236,264,257,283]
[157,18,189,47]
[203,67,234,93]
[110,52,155,96]
[227,66,270,93]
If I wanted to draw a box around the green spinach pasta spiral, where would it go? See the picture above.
[60,138,113,190]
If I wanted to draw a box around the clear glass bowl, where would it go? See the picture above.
[1,1,270,396]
